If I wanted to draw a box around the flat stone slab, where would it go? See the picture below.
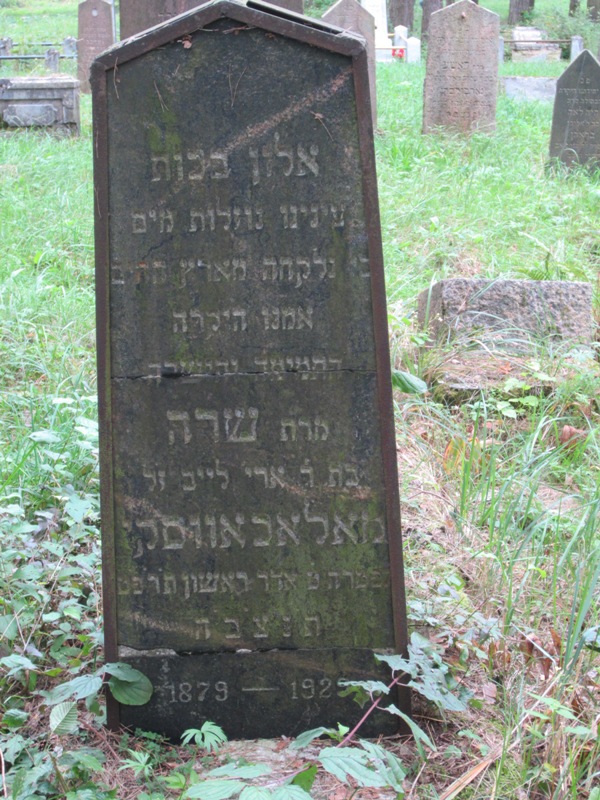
[0,75,80,134]
[502,76,557,102]
[418,279,594,350]
[511,26,561,62]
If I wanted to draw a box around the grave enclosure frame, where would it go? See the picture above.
[92,0,408,739]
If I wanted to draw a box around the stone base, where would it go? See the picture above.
[418,279,595,351]
[502,76,557,102]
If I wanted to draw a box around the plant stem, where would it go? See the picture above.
[336,674,404,748]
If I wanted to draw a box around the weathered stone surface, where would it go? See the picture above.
[571,35,584,62]
[418,279,595,349]
[550,50,600,169]
[93,0,407,739]
[422,0,499,134]
[120,648,397,739]
[0,76,80,133]
[511,26,561,62]
[323,0,376,126]
[502,76,556,102]
[78,0,115,92]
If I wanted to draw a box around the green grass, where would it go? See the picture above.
[0,0,599,798]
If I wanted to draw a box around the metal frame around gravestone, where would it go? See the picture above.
[92,0,408,740]
[550,50,600,169]
[423,0,499,135]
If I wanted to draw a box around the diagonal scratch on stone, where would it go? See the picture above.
[221,66,353,155]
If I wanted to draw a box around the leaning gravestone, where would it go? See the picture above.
[323,0,376,127]
[550,50,600,169]
[78,0,115,92]
[92,0,408,739]
[423,0,499,134]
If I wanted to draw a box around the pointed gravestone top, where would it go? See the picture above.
[423,0,499,134]
[323,0,376,125]
[92,0,408,740]
[550,49,600,169]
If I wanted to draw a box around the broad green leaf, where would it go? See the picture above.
[338,680,389,695]
[374,653,411,674]
[185,780,245,800]
[273,788,312,800]
[382,705,436,753]
[50,701,79,734]
[210,765,271,779]
[103,662,147,682]
[29,430,60,443]
[528,693,578,720]
[239,787,272,800]
[359,741,406,792]
[45,674,103,705]
[318,747,388,788]
[291,727,331,749]
[289,765,317,793]
[0,654,37,675]
[392,370,428,394]
[2,708,28,729]
[0,613,18,641]
[108,673,153,705]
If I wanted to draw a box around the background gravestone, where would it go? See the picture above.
[323,0,376,127]
[78,0,115,92]
[119,0,203,39]
[361,0,392,61]
[423,0,499,134]
[550,50,600,169]
[120,0,303,38]
[93,0,408,739]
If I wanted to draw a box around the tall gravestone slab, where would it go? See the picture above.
[550,50,600,169]
[323,0,376,126]
[78,0,115,92]
[423,0,499,134]
[92,0,408,739]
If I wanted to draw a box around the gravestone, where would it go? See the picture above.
[120,0,303,38]
[45,48,60,71]
[119,0,202,38]
[406,35,420,63]
[92,0,408,740]
[550,50,600,169]
[78,0,115,92]
[423,0,499,134]
[361,0,392,61]
[0,76,80,134]
[323,0,376,126]
[571,35,584,62]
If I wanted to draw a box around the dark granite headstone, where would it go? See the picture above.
[323,0,376,126]
[550,50,600,169]
[78,0,115,92]
[92,0,408,740]
[423,0,499,134]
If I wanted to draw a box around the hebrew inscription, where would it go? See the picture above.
[95,2,406,738]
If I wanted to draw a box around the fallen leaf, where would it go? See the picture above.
[558,425,586,448]
[482,681,497,705]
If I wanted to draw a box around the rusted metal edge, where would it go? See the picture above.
[91,0,364,75]
[352,46,411,716]
[91,58,120,731]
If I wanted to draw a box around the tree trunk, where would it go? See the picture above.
[389,0,414,31]
[421,0,443,39]
[588,0,599,20]
[570,0,580,15]
[508,0,530,25]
